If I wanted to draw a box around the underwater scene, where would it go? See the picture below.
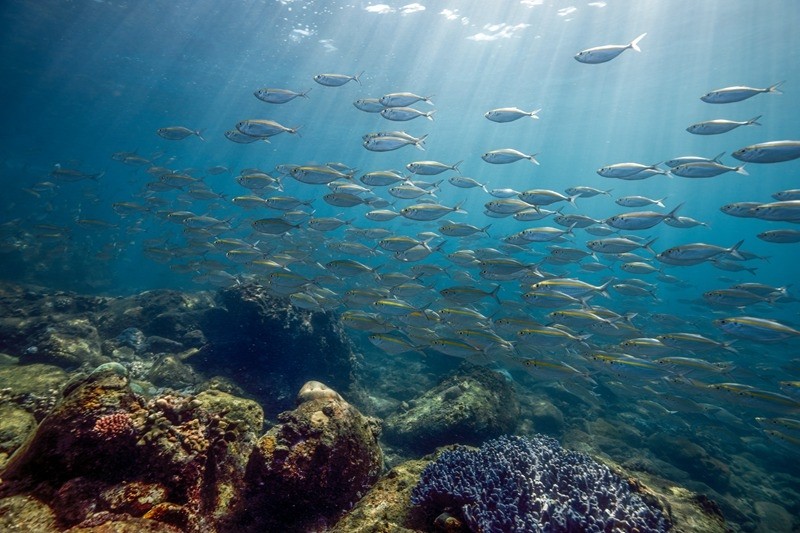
[1,0,799,531]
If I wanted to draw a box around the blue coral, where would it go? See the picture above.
[411,435,670,532]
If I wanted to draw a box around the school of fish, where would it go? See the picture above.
[9,34,800,455]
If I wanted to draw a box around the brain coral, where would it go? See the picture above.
[410,434,670,532]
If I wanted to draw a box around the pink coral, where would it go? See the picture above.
[91,412,134,441]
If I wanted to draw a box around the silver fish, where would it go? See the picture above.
[484,107,541,123]
[254,87,311,103]
[732,140,800,163]
[313,71,363,86]
[482,149,539,165]
[686,116,761,135]
[574,33,646,64]
[700,81,784,103]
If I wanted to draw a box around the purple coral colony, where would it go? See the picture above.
[411,435,669,532]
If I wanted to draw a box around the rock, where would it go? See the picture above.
[528,398,564,434]
[0,493,59,533]
[192,283,358,416]
[0,403,37,470]
[647,433,730,491]
[22,317,108,369]
[297,380,345,404]
[383,367,519,454]
[145,354,201,389]
[234,382,383,531]
[330,460,430,533]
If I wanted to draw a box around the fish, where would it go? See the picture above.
[406,160,462,175]
[482,149,539,165]
[574,33,646,64]
[254,87,311,103]
[757,229,800,243]
[700,81,784,103]
[529,277,614,299]
[353,98,386,112]
[656,240,743,266]
[225,130,268,144]
[597,162,665,178]
[157,126,205,141]
[449,176,488,192]
[670,161,748,178]
[380,107,435,121]
[664,152,726,167]
[313,71,363,86]
[714,316,800,342]
[615,195,667,208]
[363,134,427,152]
[732,140,800,163]
[379,92,434,107]
[236,119,299,137]
[251,218,301,234]
[586,237,657,255]
[439,285,501,304]
[484,107,541,123]
[686,116,761,135]
[751,200,800,221]
[564,186,612,198]
[605,203,683,230]
[518,189,576,206]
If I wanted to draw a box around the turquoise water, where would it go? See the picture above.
[1,0,799,528]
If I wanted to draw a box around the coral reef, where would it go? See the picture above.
[410,435,671,532]
[383,366,519,455]
[231,380,383,532]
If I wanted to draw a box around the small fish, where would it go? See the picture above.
[157,126,205,141]
[773,189,800,201]
[574,33,646,64]
[758,229,800,243]
[564,186,612,198]
[482,149,539,165]
[597,162,665,178]
[484,107,541,123]
[700,81,784,103]
[313,71,363,87]
[714,316,800,342]
[236,119,299,137]
[449,176,488,192]
[440,285,501,304]
[751,200,800,221]
[656,240,743,266]
[254,87,311,103]
[732,140,800,164]
[225,130,267,144]
[720,202,761,218]
[664,215,709,229]
[252,218,300,234]
[518,189,576,206]
[615,195,666,208]
[380,107,435,121]
[363,134,427,152]
[379,92,434,107]
[587,237,657,254]
[686,116,761,135]
[406,160,462,175]
[485,198,536,214]
[670,161,748,178]
[353,98,386,112]
[664,152,725,167]
[439,222,491,237]
[606,203,682,230]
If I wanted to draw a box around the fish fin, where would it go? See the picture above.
[481,224,492,237]
[353,71,364,85]
[768,80,785,94]
[603,188,613,196]
[195,130,206,141]
[424,95,435,106]
[426,110,436,121]
[748,115,762,126]
[722,340,739,354]
[528,153,541,165]
[452,160,464,174]
[735,165,748,176]
[453,200,468,214]
[629,33,647,52]
[643,238,658,255]
[529,108,542,119]
[415,134,428,151]
[712,151,726,163]
[300,88,312,98]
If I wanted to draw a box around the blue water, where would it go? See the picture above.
[1,0,800,529]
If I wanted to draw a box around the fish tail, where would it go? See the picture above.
[452,160,464,174]
[290,125,303,136]
[768,80,785,94]
[656,196,667,208]
[300,88,312,98]
[629,33,647,52]
[354,71,364,85]
[748,115,762,126]
[735,165,748,176]
[415,134,428,151]
[529,108,542,119]
[481,224,492,236]
[722,340,739,354]
[453,200,468,214]
[426,110,436,121]
[567,194,579,206]
[490,284,502,304]
[195,130,206,141]
[528,153,541,165]
[667,202,684,219]
[727,239,745,260]
[603,188,613,196]
[424,95,435,106]
[643,238,658,255]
